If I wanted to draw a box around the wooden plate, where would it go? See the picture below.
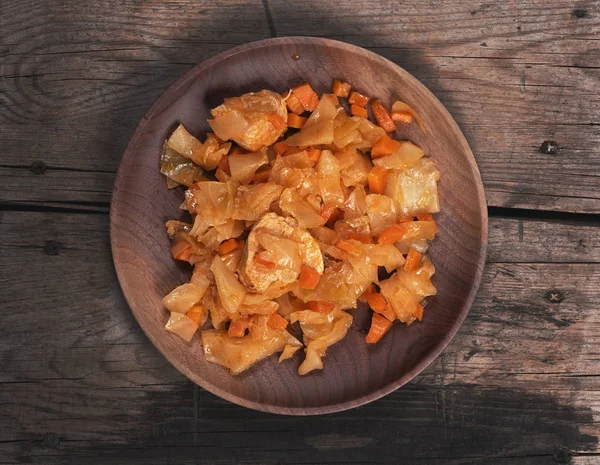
[110,37,488,415]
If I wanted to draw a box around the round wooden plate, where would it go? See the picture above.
[110,37,488,415]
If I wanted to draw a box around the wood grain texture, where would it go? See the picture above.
[1,211,598,463]
[110,36,488,414]
[2,0,600,212]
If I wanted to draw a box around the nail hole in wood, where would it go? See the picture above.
[572,9,587,18]
[292,53,300,60]
[42,433,59,448]
[545,290,564,304]
[44,240,62,256]
[29,161,47,175]
[552,446,570,463]
[540,140,559,155]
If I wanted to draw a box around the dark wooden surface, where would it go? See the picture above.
[1,0,599,463]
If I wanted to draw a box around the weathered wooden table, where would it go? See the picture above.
[2,1,599,463]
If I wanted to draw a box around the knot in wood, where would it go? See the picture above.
[29,161,47,175]
[44,240,62,256]
[552,446,570,463]
[572,9,587,18]
[540,141,559,155]
[545,289,564,303]
[42,433,59,448]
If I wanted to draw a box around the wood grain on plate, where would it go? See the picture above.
[110,37,487,414]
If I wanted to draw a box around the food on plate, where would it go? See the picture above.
[160,81,439,375]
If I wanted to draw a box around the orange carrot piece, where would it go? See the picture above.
[292,83,320,111]
[218,238,240,256]
[299,265,321,290]
[273,140,289,156]
[331,79,351,98]
[350,104,368,118]
[417,213,435,223]
[267,312,289,331]
[368,166,389,194]
[335,239,364,256]
[404,248,422,272]
[251,167,271,184]
[345,233,373,244]
[287,113,307,129]
[254,255,276,269]
[306,148,322,163]
[413,303,424,322]
[378,224,408,244]
[371,135,401,158]
[217,155,230,175]
[348,91,370,107]
[367,293,388,314]
[320,205,337,222]
[366,313,393,344]
[282,91,306,115]
[391,111,414,124]
[371,100,396,133]
[228,317,251,338]
[267,113,286,131]
[358,283,376,302]
[186,304,204,326]
[309,301,334,314]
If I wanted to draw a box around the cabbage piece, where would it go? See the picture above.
[365,244,405,272]
[317,150,345,208]
[335,147,372,187]
[201,315,302,374]
[298,310,352,375]
[256,232,303,274]
[394,239,429,255]
[189,181,237,226]
[385,157,440,216]
[309,226,339,254]
[279,344,302,362]
[356,118,386,149]
[214,219,245,242]
[344,185,368,220]
[167,125,231,170]
[233,182,283,221]
[333,115,362,148]
[239,299,279,316]
[286,120,335,147]
[270,151,318,196]
[373,141,424,170]
[280,188,326,229]
[239,213,324,293]
[392,220,439,243]
[221,246,243,273]
[396,256,437,298]
[201,286,229,330]
[160,142,206,188]
[379,273,419,322]
[210,255,246,314]
[165,312,199,342]
[304,94,341,128]
[209,90,288,151]
[392,100,426,133]
[229,148,269,184]
[165,220,192,238]
[365,194,397,236]
[163,283,206,313]
[334,216,371,236]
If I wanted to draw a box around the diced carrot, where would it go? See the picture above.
[348,91,370,107]
[417,213,436,224]
[332,79,351,98]
[251,167,271,184]
[368,166,389,194]
[335,239,364,256]
[292,83,320,111]
[267,312,289,331]
[378,224,408,244]
[345,233,373,244]
[228,317,251,338]
[306,148,322,163]
[358,283,376,302]
[218,238,240,256]
[366,313,393,344]
[287,113,307,129]
[371,100,396,133]
[217,155,230,175]
[391,111,414,124]
[367,293,388,314]
[273,140,289,156]
[371,135,401,158]
[171,239,192,261]
[282,91,305,115]
[320,205,337,222]
[267,113,286,131]
[299,265,321,290]
[186,304,204,326]
[350,104,368,118]
[254,255,276,269]
[309,301,334,314]
[404,248,422,272]
[413,303,424,322]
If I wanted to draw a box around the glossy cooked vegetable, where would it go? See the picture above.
[160,80,440,375]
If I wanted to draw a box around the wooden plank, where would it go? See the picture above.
[1,211,599,463]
